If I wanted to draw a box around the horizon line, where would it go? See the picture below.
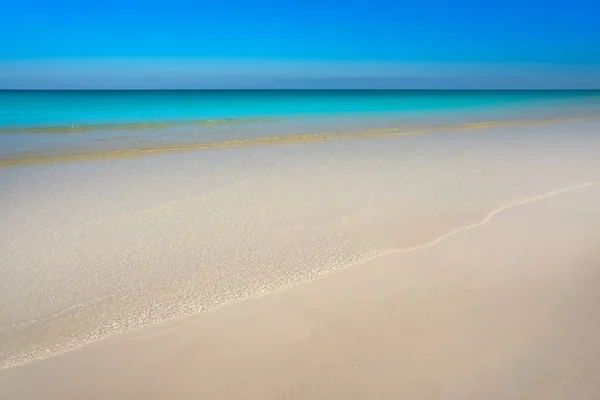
[2,88,600,91]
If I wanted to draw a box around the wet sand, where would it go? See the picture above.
[2,181,600,399]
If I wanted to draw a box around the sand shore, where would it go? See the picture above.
[2,182,600,399]
[2,117,600,398]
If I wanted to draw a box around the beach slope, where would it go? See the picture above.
[2,182,600,399]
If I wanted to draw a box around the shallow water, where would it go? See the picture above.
[2,90,600,162]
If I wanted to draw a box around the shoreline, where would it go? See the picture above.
[2,181,600,399]
[2,115,600,378]
[2,180,598,371]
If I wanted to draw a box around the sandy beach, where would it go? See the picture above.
[2,175,600,399]
[3,0,600,392]
[2,117,600,398]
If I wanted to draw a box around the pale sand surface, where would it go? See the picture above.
[2,183,600,399]
[2,118,600,397]
[3,119,600,368]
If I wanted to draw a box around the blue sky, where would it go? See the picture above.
[1,0,599,88]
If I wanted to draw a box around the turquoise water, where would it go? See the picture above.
[2,90,600,129]
[1,90,600,163]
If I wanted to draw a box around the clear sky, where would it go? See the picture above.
[1,0,599,89]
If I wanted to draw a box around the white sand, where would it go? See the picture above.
[1,118,600,398]
[2,180,600,399]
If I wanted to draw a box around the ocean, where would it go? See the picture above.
[1,90,600,165]
[2,90,598,127]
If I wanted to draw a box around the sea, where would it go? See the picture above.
[2,90,600,165]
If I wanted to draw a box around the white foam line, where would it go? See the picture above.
[382,181,600,257]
